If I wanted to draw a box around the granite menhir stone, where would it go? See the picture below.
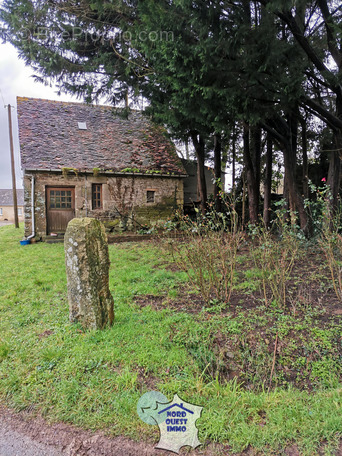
[64,218,114,330]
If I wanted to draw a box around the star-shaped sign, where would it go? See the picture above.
[155,394,203,454]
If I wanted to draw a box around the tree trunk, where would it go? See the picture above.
[327,134,340,212]
[300,118,309,199]
[191,133,207,215]
[232,127,236,193]
[242,172,246,228]
[328,92,342,213]
[282,169,290,223]
[264,115,309,234]
[250,125,262,204]
[214,133,222,212]
[288,110,300,226]
[243,123,259,224]
[282,139,309,234]
[263,134,273,227]
[185,138,190,160]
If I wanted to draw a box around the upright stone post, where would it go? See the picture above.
[64,218,114,330]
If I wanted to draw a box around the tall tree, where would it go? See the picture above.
[257,0,342,210]
[243,123,259,224]
[2,0,339,230]
[263,134,273,227]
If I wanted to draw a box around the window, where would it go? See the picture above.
[0,208,2,216]
[92,184,102,209]
[49,190,73,209]
[78,122,87,130]
[18,208,22,216]
[146,190,155,203]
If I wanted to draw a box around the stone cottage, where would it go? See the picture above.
[17,97,187,239]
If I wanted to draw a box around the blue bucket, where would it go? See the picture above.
[20,239,31,246]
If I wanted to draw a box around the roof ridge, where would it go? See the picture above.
[0,189,24,206]
[16,98,187,175]
[16,96,142,113]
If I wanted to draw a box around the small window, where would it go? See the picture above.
[146,190,155,203]
[18,208,23,216]
[0,208,2,216]
[92,184,102,209]
[78,122,87,130]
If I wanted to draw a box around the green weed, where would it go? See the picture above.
[0,224,341,455]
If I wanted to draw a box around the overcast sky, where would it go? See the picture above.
[0,42,76,189]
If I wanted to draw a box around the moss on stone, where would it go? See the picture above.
[64,218,114,330]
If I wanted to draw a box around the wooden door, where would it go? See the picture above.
[46,187,75,234]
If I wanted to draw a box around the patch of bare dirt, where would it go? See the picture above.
[38,330,54,340]
[134,292,207,314]
[135,247,342,317]
[0,405,257,456]
[133,248,342,391]
[1,405,341,456]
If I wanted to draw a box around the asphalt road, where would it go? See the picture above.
[0,421,63,456]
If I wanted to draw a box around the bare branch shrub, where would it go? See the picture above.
[321,231,342,301]
[251,210,299,308]
[167,203,244,304]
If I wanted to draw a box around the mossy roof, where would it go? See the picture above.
[17,97,186,175]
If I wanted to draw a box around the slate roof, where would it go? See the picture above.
[0,189,24,206]
[17,97,186,176]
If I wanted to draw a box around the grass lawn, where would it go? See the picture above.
[0,224,341,455]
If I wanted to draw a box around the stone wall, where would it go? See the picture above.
[24,171,184,237]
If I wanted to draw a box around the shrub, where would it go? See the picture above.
[167,202,244,304]
[251,207,300,309]
[321,230,342,301]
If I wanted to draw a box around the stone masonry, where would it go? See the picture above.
[64,218,114,330]
[23,172,184,237]
[17,97,187,238]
